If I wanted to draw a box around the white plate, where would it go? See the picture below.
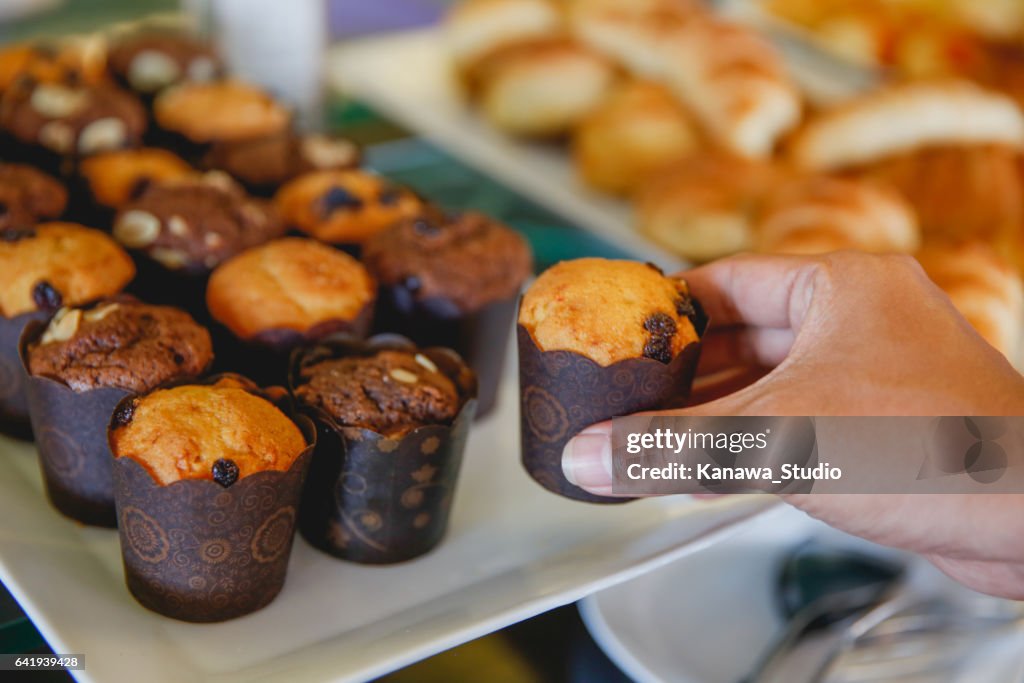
[327,29,685,273]
[0,338,776,683]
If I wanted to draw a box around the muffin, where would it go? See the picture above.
[109,376,313,622]
[275,169,423,247]
[364,211,533,415]
[0,79,146,167]
[0,162,67,232]
[202,131,361,197]
[0,222,135,437]
[112,173,284,276]
[22,298,212,526]
[0,37,108,94]
[291,336,477,563]
[107,31,221,96]
[78,147,193,211]
[207,237,375,344]
[517,258,705,503]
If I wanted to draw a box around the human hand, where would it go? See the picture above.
[560,252,1024,598]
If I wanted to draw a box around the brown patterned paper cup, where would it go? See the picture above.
[517,306,707,504]
[373,286,518,418]
[0,310,53,440]
[290,335,478,564]
[109,376,315,623]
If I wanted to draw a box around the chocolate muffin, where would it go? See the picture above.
[0,79,146,160]
[206,237,375,343]
[110,377,305,486]
[202,131,361,196]
[519,258,700,366]
[294,349,461,437]
[112,173,283,275]
[107,31,220,96]
[78,147,193,210]
[0,162,67,232]
[152,80,290,148]
[275,169,423,246]
[27,298,212,393]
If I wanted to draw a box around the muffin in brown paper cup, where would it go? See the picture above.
[0,310,53,440]
[109,375,315,623]
[517,304,707,505]
[290,335,478,564]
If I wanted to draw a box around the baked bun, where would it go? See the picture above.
[153,80,290,144]
[0,163,67,231]
[79,147,193,209]
[519,258,700,366]
[445,0,562,72]
[917,242,1024,360]
[790,81,1024,172]
[571,80,701,195]
[110,377,306,486]
[636,154,785,262]
[477,38,617,137]
[756,176,920,255]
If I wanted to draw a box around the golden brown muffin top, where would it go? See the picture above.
[274,169,423,245]
[206,238,375,340]
[110,377,306,486]
[153,80,290,143]
[519,258,700,366]
[79,147,194,209]
[0,222,135,318]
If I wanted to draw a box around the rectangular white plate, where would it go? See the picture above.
[0,338,776,683]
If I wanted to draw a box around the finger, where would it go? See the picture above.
[690,366,771,405]
[697,327,796,376]
[680,253,819,331]
[561,421,620,496]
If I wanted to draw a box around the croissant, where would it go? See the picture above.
[445,0,562,74]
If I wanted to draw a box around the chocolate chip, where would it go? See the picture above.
[378,186,402,206]
[111,399,137,429]
[643,312,677,364]
[32,280,62,311]
[675,297,695,319]
[129,176,153,200]
[0,202,7,217]
[412,219,440,236]
[173,352,185,365]
[1,227,35,242]
[320,186,363,215]
[212,458,240,488]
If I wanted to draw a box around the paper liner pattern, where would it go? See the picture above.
[0,310,52,439]
[517,319,705,504]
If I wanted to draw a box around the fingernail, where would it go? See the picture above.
[562,431,613,489]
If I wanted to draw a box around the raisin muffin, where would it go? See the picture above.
[107,31,220,96]
[293,349,463,437]
[27,298,212,393]
[0,162,67,231]
[275,169,423,246]
[0,222,135,318]
[202,131,361,196]
[153,80,290,146]
[112,173,283,274]
[110,377,306,486]
[0,79,146,158]
[519,258,700,366]
[78,147,193,210]
[206,237,375,342]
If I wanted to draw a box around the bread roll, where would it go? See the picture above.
[917,242,1024,360]
[636,154,785,262]
[756,176,920,255]
[445,0,562,71]
[790,81,1024,172]
[571,80,701,195]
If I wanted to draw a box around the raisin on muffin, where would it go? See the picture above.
[518,258,701,366]
[107,31,220,95]
[79,147,193,210]
[110,377,306,486]
[206,237,375,341]
[293,349,463,437]
[27,297,212,393]
[0,79,146,157]
[364,211,532,315]
[0,222,135,318]
[153,80,290,145]
[0,163,67,231]
[112,173,283,274]
[275,169,423,245]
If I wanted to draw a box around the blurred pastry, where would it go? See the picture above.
[571,80,701,195]
[917,241,1024,360]
[0,163,67,232]
[789,81,1024,173]
[476,38,617,137]
[153,80,290,148]
[274,169,423,246]
[0,37,108,93]
[79,147,193,210]
[445,0,562,75]
[756,176,920,255]
[107,31,220,96]
[636,153,785,262]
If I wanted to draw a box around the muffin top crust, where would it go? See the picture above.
[153,80,290,144]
